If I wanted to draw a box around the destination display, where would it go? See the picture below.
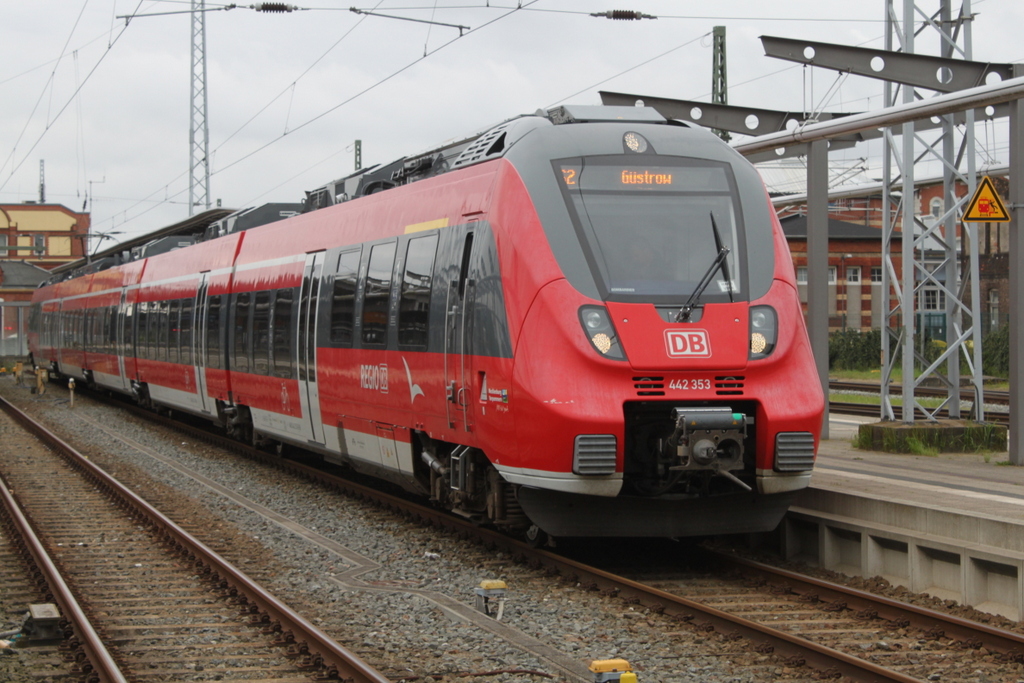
[559,162,729,192]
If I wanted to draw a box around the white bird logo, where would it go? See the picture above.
[403,357,424,403]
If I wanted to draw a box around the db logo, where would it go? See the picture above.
[665,330,712,358]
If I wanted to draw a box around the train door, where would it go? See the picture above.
[193,274,212,416]
[298,252,327,445]
[116,290,132,393]
[444,232,475,432]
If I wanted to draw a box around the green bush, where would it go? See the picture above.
[982,324,1009,377]
[828,324,1009,379]
[829,329,882,371]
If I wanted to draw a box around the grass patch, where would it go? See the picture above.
[858,420,1008,454]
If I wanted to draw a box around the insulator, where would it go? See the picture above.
[590,10,655,20]
[253,2,295,12]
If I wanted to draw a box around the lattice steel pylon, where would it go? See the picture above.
[711,26,731,142]
[189,0,211,215]
[880,0,984,423]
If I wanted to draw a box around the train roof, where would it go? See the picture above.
[41,105,683,288]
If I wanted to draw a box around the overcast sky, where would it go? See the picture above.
[3,1,1023,250]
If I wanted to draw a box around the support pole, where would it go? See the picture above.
[1009,64,1024,465]
[807,140,830,438]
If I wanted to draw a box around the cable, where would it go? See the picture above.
[213,0,538,177]
[0,0,91,182]
[0,2,143,194]
[547,31,710,108]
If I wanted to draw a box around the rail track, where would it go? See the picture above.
[21,380,1022,683]
[829,380,1010,425]
[0,394,391,683]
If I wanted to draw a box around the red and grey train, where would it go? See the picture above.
[29,105,824,539]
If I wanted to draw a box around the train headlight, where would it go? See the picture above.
[578,306,627,361]
[748,305,777,359]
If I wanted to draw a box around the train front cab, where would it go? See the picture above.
[491,114,824,538]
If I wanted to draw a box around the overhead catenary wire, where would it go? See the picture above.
[91,1,539,234]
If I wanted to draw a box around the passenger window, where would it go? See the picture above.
[233,292,251,373]
[157,300,170,362]
[398,234,438,349]
[272,288,295,378]
[137,303,149,360]
[330,249,361,346]
[362,242,396,346]
[168,300,181,364]
[206,295,222,369]
[252,291,272,375]
[180,299,193,365]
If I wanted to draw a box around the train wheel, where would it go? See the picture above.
[524,525,548,548]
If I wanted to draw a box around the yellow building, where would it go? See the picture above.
[0,203,90,270]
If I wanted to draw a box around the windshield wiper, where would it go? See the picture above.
[675,212,733,323]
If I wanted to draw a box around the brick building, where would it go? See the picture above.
[773,174,1010,334]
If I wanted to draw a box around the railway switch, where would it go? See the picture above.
[589,658,635,682]
[474,580,507,619]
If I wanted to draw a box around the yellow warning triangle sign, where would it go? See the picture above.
[963,176,1010,222]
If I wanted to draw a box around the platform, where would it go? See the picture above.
[771,414,1024,621]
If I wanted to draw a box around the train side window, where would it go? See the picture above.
[180,298,193,366]
[157,300,170,362]
[329,249,361,346]
[134,303,145,359]
[398,233,438,350]
[123,300,134,359]
[272,288,295,378]
[137,302,150,360]
[206,295,222,369]
[168,300,181,363]
[252,291,272,375]
[108,305,118,353]
[233,292,251,373]
[362,241,396,346]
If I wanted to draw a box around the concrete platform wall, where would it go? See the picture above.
[777,491,1024,621]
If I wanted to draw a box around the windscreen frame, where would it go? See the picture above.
[552,154,749,305]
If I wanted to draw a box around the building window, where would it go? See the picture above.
[871,267,883,283]
[921,289,945,311]
[846,266,861,284]
[930,197,943,218]
[828,266,837,285]
[796,266,807,284]
[989,289,1000,330]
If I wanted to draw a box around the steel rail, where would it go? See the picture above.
[0,395,393,683]
[715,550,1024,657]
[0,471,127,683]
[64,390,1019,681]
[107,399,929,682]
[830,380,1009,405]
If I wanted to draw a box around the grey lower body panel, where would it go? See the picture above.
[517,486,799,538]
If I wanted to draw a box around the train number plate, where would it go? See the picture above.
[669,379,712,391]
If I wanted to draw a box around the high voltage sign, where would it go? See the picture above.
[963,176,1011,223]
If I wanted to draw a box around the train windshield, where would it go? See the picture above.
[556,156,744,303]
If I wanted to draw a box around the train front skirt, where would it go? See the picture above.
[515,486,799,538]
